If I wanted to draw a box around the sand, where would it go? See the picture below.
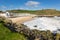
[9,16,35,24]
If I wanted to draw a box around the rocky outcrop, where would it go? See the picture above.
[0,17,60,40]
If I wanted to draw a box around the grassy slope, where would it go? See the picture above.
[0,23,26,40]
[7,9,60,16]
[7,10,35,14]
[35,9,60,15]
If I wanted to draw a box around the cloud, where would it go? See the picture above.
[25,1,40,7]
[1,5,7,9]
[19,7,24,9]
[19,7,29,10]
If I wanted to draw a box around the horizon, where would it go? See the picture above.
[0,0,60,11]
[1,9,60,11]
[0,9,60,12]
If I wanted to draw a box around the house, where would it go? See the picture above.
[0,12,10,17]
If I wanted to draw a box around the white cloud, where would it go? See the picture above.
[25,1,40,7]
[1,5,7,8]
[19,7,29,10]
[19,7,24,9]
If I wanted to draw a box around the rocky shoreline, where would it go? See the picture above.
[0,17,60,40]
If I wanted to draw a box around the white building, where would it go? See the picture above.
[0,12,10,17]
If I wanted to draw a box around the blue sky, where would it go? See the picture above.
[0,0,60,11]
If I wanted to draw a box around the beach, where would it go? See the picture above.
[9,16,36,24]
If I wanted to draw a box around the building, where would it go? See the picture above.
[0,12,10,17]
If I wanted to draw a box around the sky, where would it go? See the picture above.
[0,0,60,11]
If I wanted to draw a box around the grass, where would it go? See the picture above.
[0,23,27,40]
[7,9,60,16]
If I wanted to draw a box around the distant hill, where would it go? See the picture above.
[0,11,3,13]
[35,9,60,16]
[7,10,35,13]
[7,9,60,16]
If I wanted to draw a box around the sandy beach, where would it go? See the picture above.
[9,16,35,24]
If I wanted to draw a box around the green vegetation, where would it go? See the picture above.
[7,9,60,16]
[35,9,60,16]
[0,11,3,13]
[0,17,60,40]
[7,10,35,14]
[0,23,27,40]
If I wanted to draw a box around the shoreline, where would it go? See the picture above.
[8,16,36,24]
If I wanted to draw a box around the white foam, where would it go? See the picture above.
[23,17,60,32]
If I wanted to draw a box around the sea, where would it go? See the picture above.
[23,16,60,33]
